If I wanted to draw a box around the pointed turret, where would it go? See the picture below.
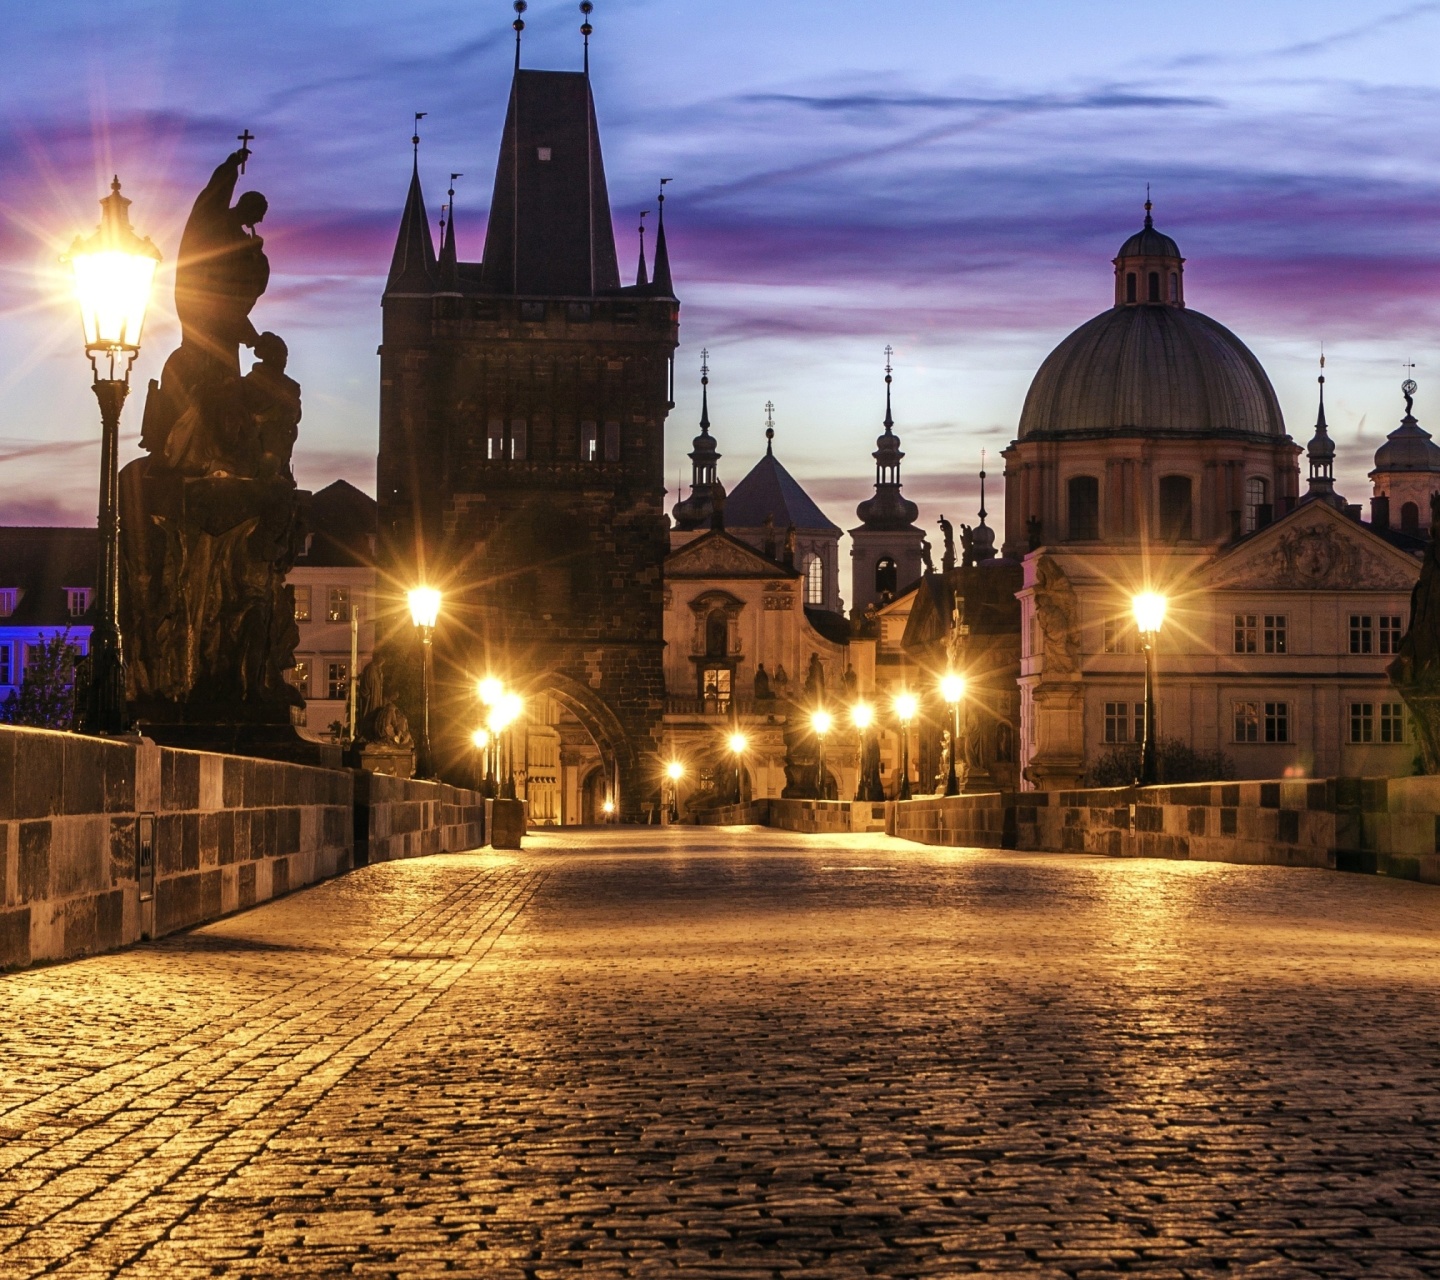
[635,215,649,288]
[972,461,997,562]
[651,182,675,298]
[855,352,920,531]
[672,351,725,532]
[1305,369,1339,500]
[386,158,437,295]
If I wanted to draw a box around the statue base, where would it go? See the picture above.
[139,721,344,770]
[344,742,416,779]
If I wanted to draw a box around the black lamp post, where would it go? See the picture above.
[810,709,832,800]
[894,693,917,801]
[408,587,441,777]
[1133,592,1167,787]
[852,702,884,802]
[940,673,965,797]
[66,177,160,735]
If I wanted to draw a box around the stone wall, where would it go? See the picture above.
[354,772,486,865]
[0,724,490,970]
[767,799,889,835]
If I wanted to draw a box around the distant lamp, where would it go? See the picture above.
[471,728,490,750]
[470,728,490,791]
[602,797,616,818]
[852,701,883,802]
[407,587,441,777]
[940,671,965,796]
[727,731,747,805]
[66,177,161,735]
[1131,591,1168,786]
[728,732,747,755]
[850,702,873,731]
[478,675,503,706]
[666,760,685,781]
[893,692,917,801]
[810,708,832,800]
[665,759,684,824]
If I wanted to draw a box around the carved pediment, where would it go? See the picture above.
[1209,506,1421,592]
[666,532,792,580]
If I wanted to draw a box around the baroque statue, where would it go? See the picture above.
[1390,494,1440,770]
[120,144,308,729]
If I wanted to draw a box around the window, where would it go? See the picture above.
[1234,700,1260,743]
[1169,271,1179,302]
[510,421,527,461]
[326,586,351,624]
[1244,477,1269,533]
[1067,475,1099,540]
[1349,702,1374,744]
[293,585,312,623]
[1158,475,1193,540]
[804,554,825,606]
[1147,271,1160,302]
[1234,614,1257,654]
[581,421,598,462]
[1103,701,1148,744]
[1380,615,1403,655]
[875,557,897,597]
[1402,502,1421,533]
[288,659,311,698]
[1125,272,1137,303]
[1103,618,1132,654]
[1381,702,1407,744]
[705,610,729,657]
[701,666,732,708]
[603,420,621,462]
[0,588,16,617]
[326,661,349,701]
[67,588,91,617]
[0,642,11,686]
[1265,701,1290,743]
[1350,615,1373,655]
[536,146,552,162]
[488,419,505,461]
[1264,614,1287,654]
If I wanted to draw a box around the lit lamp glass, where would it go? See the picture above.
[666,761,685,782]
[851,702,874,730]
[811,710,832,736]
[728,732,748,755]
[893,693,917,722]
[602,798,616,815]
[66,177,161,375]
[940,672,966,705]
[408,586,442,630]
[471,728,490,750]
[477,676,503,705]
[1132,592,1167,635]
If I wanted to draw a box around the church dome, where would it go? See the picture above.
[1018,304,1287,439]
[1115,224,1181,260]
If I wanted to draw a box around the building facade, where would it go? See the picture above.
[0,528,95,709]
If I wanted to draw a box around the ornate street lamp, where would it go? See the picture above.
[810,709,832,800]
[893,692,917,801]
[940,672,966,797]
[665,759,684,824]
[65,177,160,734]
[1132,591,1168,787]
[851,702,883,801]
[407,587,441,777]
[727,730,748,804]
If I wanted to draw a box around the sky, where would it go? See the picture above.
[4,0,1440,544]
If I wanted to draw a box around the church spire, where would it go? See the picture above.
[855,348,919,532]
[651,179,675,297]
[635,211,649,287]
[1304,354,1344,507]
[671,349,724,532]
[972,450,997,561]
[386,125,437,295]
[437,172,461,292]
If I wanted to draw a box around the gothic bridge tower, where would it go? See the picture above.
[378,34,678,817]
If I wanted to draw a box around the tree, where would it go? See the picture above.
[0,632,79,730]
[1089,737,1233,788]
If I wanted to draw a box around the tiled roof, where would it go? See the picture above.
[0,527,97,627]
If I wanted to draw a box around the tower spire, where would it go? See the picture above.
[699,347,711,433]
[651,178,675,296]
[972,448,996,561]
[1144,182,1153,228]
[438,172,461,290]
[883,344,894,433]
[1305,350,1340,504]
[855,348,919,533]
[387,126,438,294]
[672,349,724,532]
[635,211,649,287]
[581,2,594,75]
[513,1,526,71]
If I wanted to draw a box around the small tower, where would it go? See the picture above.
[1370,376,1440,535]
[970,456,997,562]
[671,350,725,543]
[849,348,924,611]
[1113,193,1185,308]
[1302,360,1346,510]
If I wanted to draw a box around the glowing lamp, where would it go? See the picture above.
[893,693,918,722]
[1132,591,1167,635]
[478,676,503,705]
[602,798,616,815]
[728,732,748,755]
[940,672,966,705]
[66,177,161,372]
[408,586,441,631]
[666,761,685,781]
[851,702,873,730]
[811,710,832,736]
[471,728,490,750]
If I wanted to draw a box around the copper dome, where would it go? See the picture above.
[1018,303,1286,440]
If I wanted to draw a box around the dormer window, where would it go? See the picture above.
[0,588,15,617]
[67,588,91,618]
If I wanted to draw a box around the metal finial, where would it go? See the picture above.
[514,0,527,68]
[1144,182,1152,226]
[765,401,775,454]
[581,2,594,73]
[700,347,710,383]
[412,111,427,156]
[978,449,988,520]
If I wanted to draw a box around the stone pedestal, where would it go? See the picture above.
[139,722,343,769]
[346,743,416,779]
[489,798,527,849]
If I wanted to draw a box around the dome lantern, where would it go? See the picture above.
[1113,196,1184,309]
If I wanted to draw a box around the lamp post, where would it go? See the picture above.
[893,693,917,801]
[477,677,502,796]
[727,731,748,805]
[851,702,883,801]
[470,728,490,791]
[1132,592,1168,787]
[665,760,684,824]
[498,691,523,799]
[940,672,965,796]
[810,709,832,800]
[407,587,441,777]
[65,177,160,735]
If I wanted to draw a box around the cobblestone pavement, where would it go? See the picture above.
[3,830,1440,1278]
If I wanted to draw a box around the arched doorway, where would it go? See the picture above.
[580,766,609,825]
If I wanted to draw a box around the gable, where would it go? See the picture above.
[665,531,795,580]
[1207,502,1421,593]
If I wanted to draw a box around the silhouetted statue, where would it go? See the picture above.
[121,144,307,737]
[938,514,956,572]
[1027,514,1043,551]
[754,663,772,700]
[960,523,975,568]
[354,656,414,750]
[783,523,797,569]
[762,514,777,560]
[920,538,935,575]
[804,653,825,702]
[841,665,859,698]
[1392,491,1440,770]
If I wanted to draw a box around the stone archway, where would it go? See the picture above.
[515,671,639,821]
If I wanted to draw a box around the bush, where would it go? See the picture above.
[1089,736,1233,788]
[0,631,79,730]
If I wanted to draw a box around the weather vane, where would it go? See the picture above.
[412,112,427,156]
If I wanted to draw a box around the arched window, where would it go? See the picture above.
[805,554,825,606]
[1067,475,1100,540]
[705,609,729,657]
[1147,271,1161,302]
[875,557,898,597]
[1126,272,1137,303]
[1403,501,1421,533]
[1169,271,1179,302]
[1244,477,1269,533]
[1158,475,1193,541]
